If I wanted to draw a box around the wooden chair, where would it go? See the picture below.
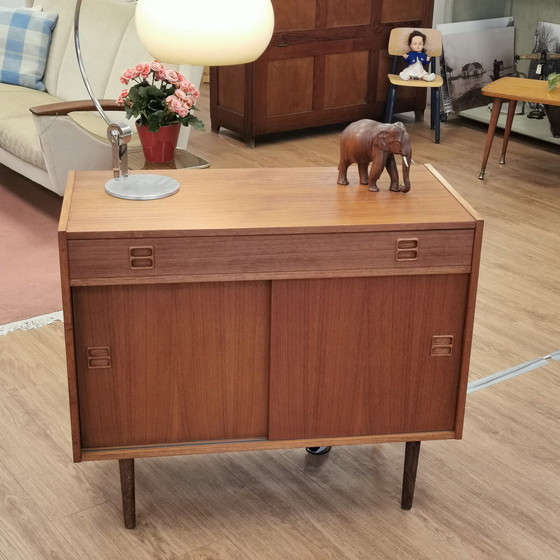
[384,28,444,143]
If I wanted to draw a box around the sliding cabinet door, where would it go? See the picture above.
[269,275,468,440]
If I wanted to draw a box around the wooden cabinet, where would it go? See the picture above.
[59,165,482,527]
[210,0,435,145]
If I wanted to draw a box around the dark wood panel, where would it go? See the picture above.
[326,0,372,27]
[266,58,314,117]
[217,65,246,114]
[324,51,369,108]
[74,282,270,448]
[269,274,469,440]
[273,0,316,31]
[381,0,429,23]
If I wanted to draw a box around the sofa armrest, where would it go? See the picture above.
[30,99,122,116]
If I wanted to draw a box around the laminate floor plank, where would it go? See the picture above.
[152,453,335,560]
[176,538,247,560]
[52,502,168,560]
[0,384,107,521]
[85,459,226,558]
[0,461,78,560]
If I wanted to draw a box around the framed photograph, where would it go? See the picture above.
[438,18,515,114]
[442,26,515,113]
[528,22,560,79]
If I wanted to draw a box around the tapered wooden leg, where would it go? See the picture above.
[119,459,136,529]
[401,441,421,510]
[500,100,517,164]
[479,98,503,179]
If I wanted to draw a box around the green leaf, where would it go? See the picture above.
[548,72,560,91]
[181,114,205,130]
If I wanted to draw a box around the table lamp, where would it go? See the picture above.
[74,0,274,200]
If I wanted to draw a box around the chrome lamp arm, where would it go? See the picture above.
[74,0,132,182]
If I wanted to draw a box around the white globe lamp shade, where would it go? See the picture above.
[135,0,275,66]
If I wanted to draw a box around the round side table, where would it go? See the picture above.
[128,149,210,171]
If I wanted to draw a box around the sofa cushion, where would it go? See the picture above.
[0,7,58,91]
[0,116,47,170]
[0,83,62,168]
[0,81,60,118]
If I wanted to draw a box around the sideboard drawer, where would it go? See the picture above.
[67,229,474,280]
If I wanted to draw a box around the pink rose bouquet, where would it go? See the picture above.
[116,60,204,132]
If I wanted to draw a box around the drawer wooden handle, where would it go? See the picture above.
[396,238,419,261]
[431,335,453,356]
[87,347,111,368]
[129,246,154,269]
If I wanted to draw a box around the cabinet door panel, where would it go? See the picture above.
[274,0,316,31]
[381,0,428,23]
[269,275,468,440]
[73,282,270,448]
[266,58,314,117]
[324,51,369,108]
[326,0,372,28]
[217,65,246,113]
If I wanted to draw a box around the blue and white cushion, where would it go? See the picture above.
[0,8,58,91]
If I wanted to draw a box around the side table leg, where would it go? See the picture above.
[500,100,518,164]
[119,459,136,529]
[401,441,421,510]
[479,98,503,179]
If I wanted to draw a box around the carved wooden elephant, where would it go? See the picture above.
[337,119,411,192]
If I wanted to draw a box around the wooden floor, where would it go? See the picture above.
[1,86,559,559]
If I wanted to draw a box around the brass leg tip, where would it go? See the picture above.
[499,155,506,164]
[478,170,485,180]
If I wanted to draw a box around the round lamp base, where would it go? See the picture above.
[105,174,179,200]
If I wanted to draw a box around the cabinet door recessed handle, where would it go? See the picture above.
[130,246,154,269]
[431,335,454,356]
[87,347,111,368]
[396,238,419,261]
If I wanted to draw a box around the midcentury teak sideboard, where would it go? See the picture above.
[210,0,435,145]
[58,165,483,528]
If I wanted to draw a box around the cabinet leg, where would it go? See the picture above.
[119,459,136,529]
[479,98,503,179]
[500,100,517,164]
[414,109,425,123]
[401,441,421,510]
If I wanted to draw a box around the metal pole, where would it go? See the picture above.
[73,0,131,179]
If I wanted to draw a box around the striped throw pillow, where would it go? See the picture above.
[0,8,58,91]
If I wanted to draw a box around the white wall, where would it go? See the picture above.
[433,0,454,26]
[0,0,26,6]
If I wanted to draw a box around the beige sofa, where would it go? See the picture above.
[0,0,202,196]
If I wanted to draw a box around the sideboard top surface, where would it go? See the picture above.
[60,165,479,238]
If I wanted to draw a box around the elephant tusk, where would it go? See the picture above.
[403,156,409,168]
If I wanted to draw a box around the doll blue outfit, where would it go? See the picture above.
[405,51,429,64]
[399,50,435,81]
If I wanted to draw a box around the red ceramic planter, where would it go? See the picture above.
[136,123,181,163]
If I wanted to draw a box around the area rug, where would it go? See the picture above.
[0,164,63,330]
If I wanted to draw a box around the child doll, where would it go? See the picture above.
[399,30,436,82]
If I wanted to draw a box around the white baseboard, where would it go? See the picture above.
[0,311,63,336]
